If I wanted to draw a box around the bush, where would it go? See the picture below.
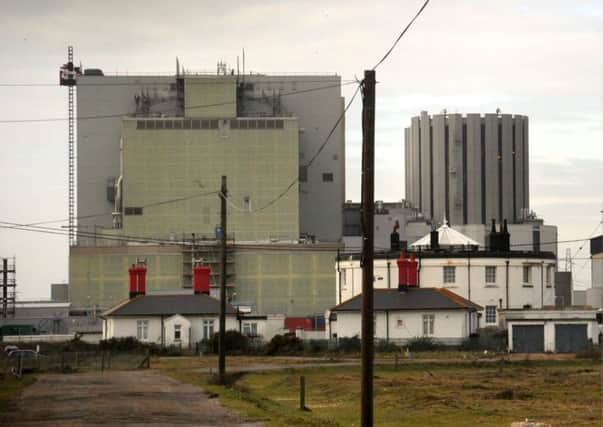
[304,339,328,354]
[459,328,507,351]
[99,337,147,352]
[265,333,303,355]
[205,330,250,355]
[375,340,401,353]
[337,335,361,353]
[406,337,442,352]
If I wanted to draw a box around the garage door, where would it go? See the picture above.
[555,324,588,353]
[512,325,544,353]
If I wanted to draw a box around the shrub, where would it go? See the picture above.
[406,336,442,352]
[375,340,401,353]
[459,328,507,351]
[206,330,250,355]
[99,337,146,352]
[265,333,303,355]
[304,339,328,354]
[337,335,361,353]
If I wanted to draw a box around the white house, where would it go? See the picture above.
[327,288,481,345]
[335,223,556,327]
[102,294,239,347]
[501,308,601,353]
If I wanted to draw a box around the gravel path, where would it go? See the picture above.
[1,370,262,427]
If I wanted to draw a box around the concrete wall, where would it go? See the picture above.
[71,244,339,316]
[336,255,556,325]
[330,310,477,344]
[235,245,338,316]
[120,117,299,242]
[76,76,175,234]
[404,112,530,225]
[184,77,236,118]
[70,246,184,308]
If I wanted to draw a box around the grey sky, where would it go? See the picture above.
[0,0,601,299]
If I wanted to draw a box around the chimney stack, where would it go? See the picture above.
[430,229,439,250]
[397,251,408,291]
[128,259,147,298]
[408,252,418,287]
[193,265,211,295]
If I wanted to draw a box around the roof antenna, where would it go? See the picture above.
[176,57,180,77]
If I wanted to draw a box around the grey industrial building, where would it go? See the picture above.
[76,71,345,243]
[404,111,530,225]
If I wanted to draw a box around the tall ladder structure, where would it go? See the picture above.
[1,257,16,318]
[59,46,81,245]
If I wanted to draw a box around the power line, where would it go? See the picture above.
[0,81,357,124]
[372,0,431,70]
[1,190,219,229]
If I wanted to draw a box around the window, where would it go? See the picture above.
[174,324,181,341]
[485,266,496,284]
[242,322,258,337]
[202,320,214,340]
[124,207,143,216]
[322,172,334,182]
[136,320,148,341]
[299,165,308,183]
[422,314,435,336]
[546,266,553,286]
[485,306,497,324]
[523,266,531,284]
[443,266,456,284]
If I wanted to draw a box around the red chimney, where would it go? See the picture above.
[137,264,147,295]
[193,266,211,295]
[408,252,418,287]
[397,251,408,290]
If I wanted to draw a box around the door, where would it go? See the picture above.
[555,324,588,353]
[512,325,544,353]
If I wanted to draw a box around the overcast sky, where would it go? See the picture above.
[0,0,601,300]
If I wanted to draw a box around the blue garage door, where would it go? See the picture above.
[512,325,544,353]
[555,324,588,353]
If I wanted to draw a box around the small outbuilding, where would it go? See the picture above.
[327,288,482,345]
[501,308,601,353]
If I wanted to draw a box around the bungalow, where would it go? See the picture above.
[327,287,482,345]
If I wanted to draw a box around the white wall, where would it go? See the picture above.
[330,309,477,345]
[240,315,287,341]
[103,314,238,346]
[336,256,556,326]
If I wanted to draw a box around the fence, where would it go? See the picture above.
[0,350,149,378]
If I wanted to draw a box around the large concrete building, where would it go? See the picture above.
[76,69,345,243]
[404,111,530,225]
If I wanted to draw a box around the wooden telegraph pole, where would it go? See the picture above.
[219,175,227,384]
[360,70,376,427]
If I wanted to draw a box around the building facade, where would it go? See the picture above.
[404,111,530,225]
[76,70,345,243]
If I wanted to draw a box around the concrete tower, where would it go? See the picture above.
[404,111,529,225]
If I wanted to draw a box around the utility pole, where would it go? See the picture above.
[218,175,227,384]
[360,69,376,427]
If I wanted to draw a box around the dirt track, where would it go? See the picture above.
[1,370,262,426]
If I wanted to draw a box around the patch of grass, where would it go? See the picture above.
[160,357,602,427]
[0,374,36,412]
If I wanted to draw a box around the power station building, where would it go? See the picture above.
[404,111,530,226]
[68,62,346,317]
[76,70,346,243]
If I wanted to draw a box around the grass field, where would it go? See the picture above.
[160,356,602,427]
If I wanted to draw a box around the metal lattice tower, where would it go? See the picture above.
[60,46,79,245]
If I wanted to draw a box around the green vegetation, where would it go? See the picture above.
[159,356,602,427]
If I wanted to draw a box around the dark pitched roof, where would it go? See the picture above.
[103,294,238,317]
[330,288,482,312]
